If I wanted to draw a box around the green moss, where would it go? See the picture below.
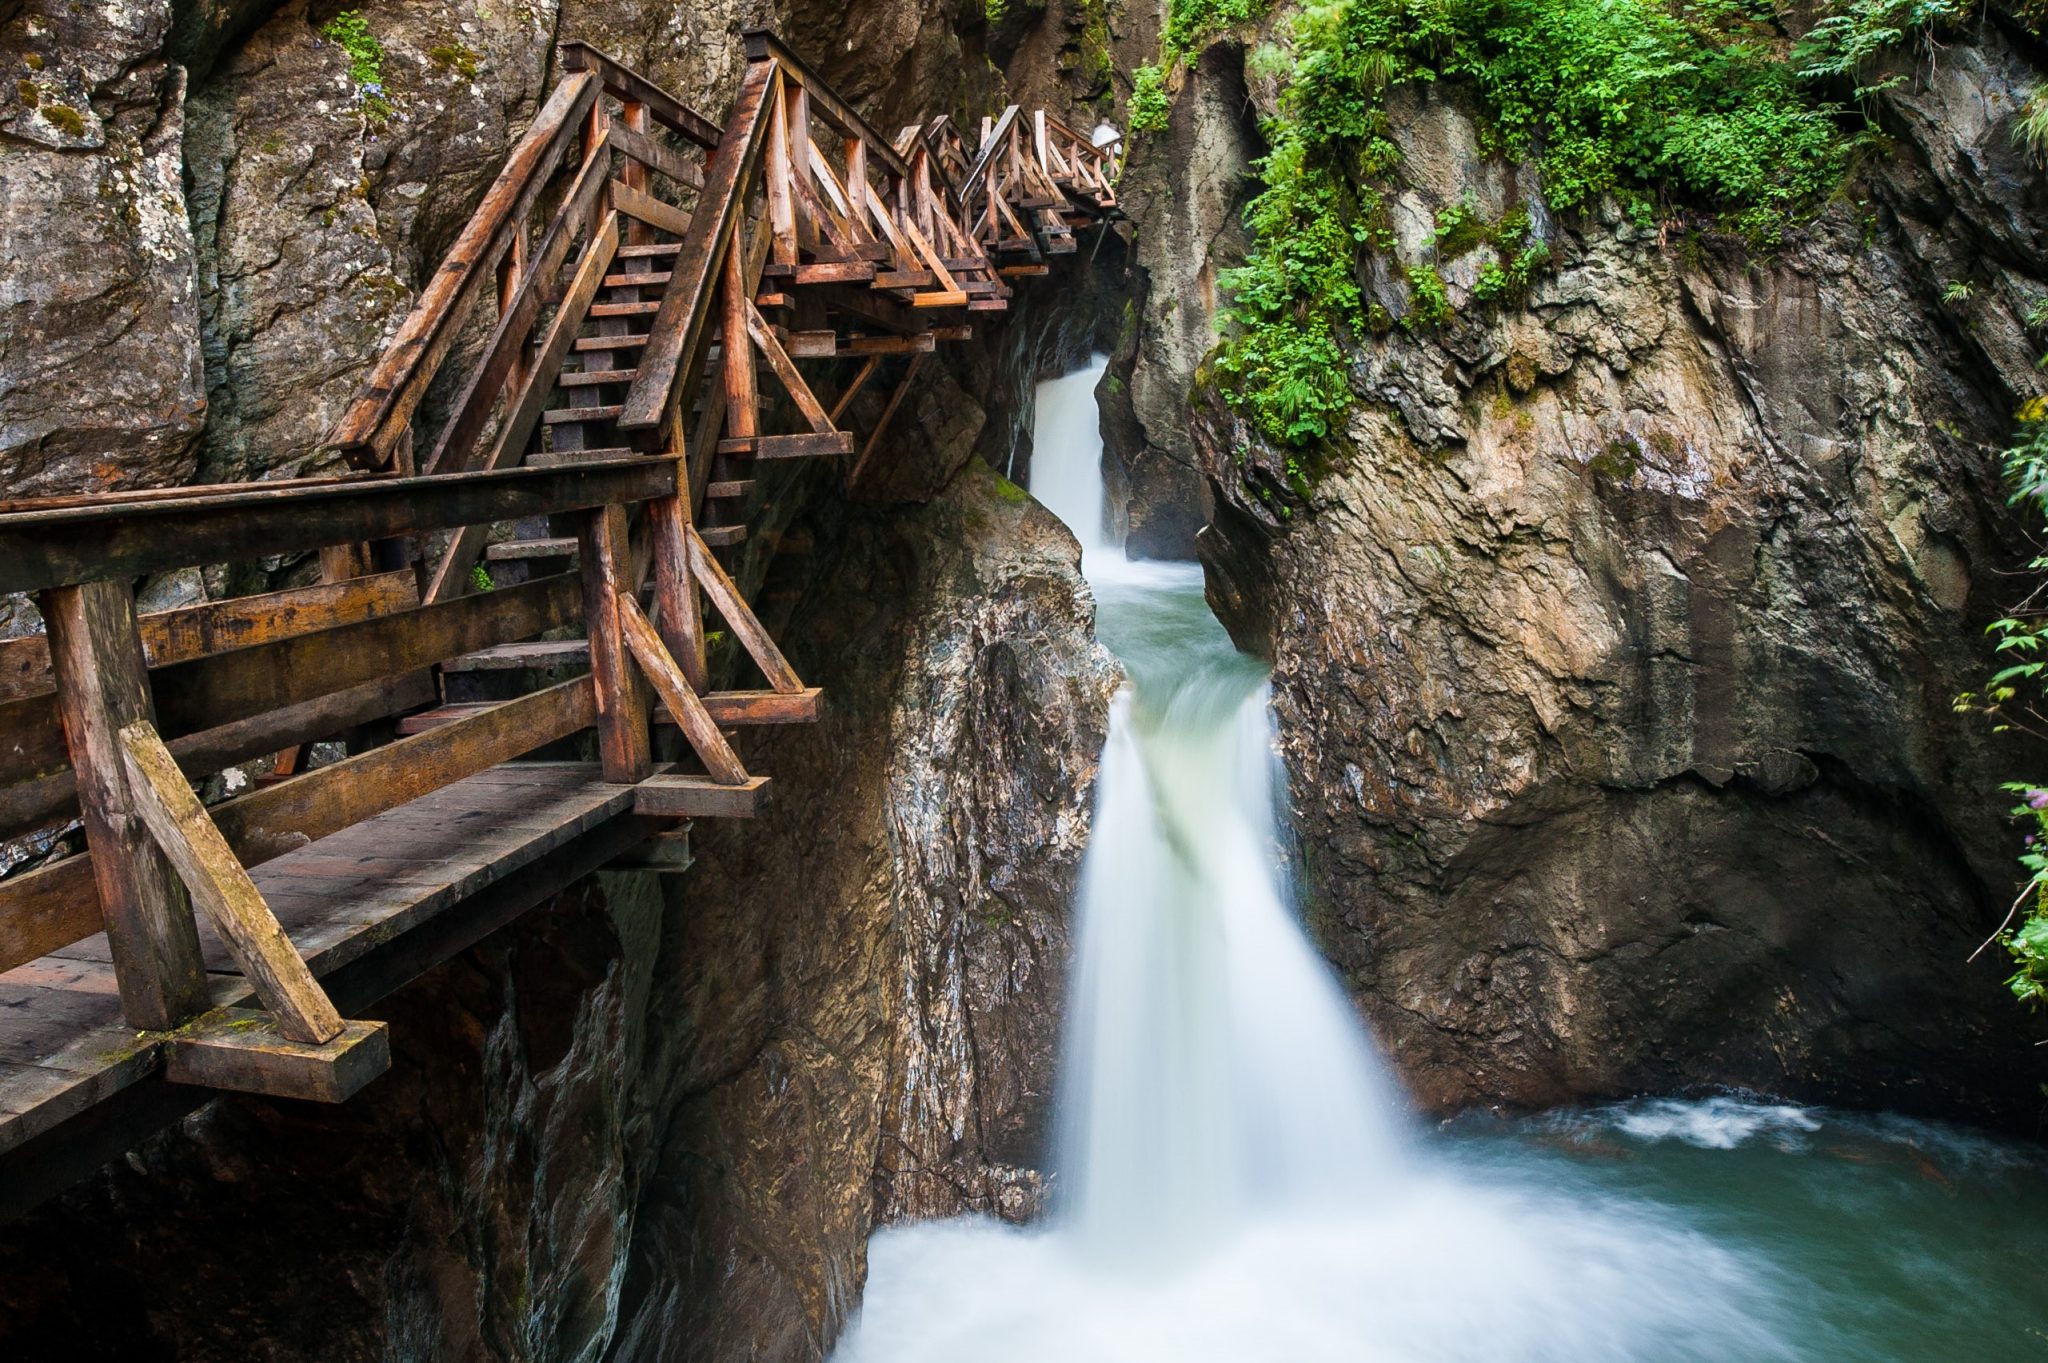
[43,103,85,137]
[992,475,1030,504]
[1431,198,1489,258]
[427,42,480,81]
[16,79,38,108]
[23,53,44,71]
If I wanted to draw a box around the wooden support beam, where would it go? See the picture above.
[559,42,723,148]
[829,355,882,423]
[579,504,653,782]
[616,593,749,785]
[610,120,705,189]
[744,297,836,433]
[647,491,706,691]
[167,1010,390,1104]
[36,580,210,1030]
[634,773,769,819]
[611,179,694,239]
[116,720,344,1045]
[849,352,926,487]
[688,525,805,694]
[654,687,822,726]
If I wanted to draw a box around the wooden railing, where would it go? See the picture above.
[0,31,1121,1115]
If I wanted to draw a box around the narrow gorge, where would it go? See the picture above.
[3,0,2048,1358]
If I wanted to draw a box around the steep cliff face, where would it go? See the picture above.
[1118,18,2048,1121]
[0,3,1122,1359]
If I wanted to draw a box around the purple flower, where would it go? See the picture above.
[2028,789,2048,810]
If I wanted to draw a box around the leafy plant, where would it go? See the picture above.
[321,10,391,122]
[1131,63,1171,132]
[1208,0,1948,449]
[1794,0,1959,100]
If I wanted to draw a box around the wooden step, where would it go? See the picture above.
[634,773,770,819]
[575,334,651,352]
[698,524,747,547]
[967,300,1010,312]
[483,537,578,561]
[527,447,638,467]
[603,270,673,288]
[589,301,662,318]
[705,479,756,499]
[557,368,639,387]
[401,688,821,736]
[654,688,822,726]
[716,432,854,458]
[617,242,683,258]
[167,1009,390,1103]
[442,639,591,672]
[543,405,624,424]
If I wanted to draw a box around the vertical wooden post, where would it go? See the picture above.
[721,241,759,443]
[649,490,706,693]
[38,579,211,1031]
[497,230,530,395]
[844,136,868,232]
[621,101,651,248]
[765,81,798,266]
[579,502,653,783]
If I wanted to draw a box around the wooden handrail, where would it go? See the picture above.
[0,458,677,594]
[322,73,600,469]
[616,61,781,433]
[559,42,722,149]
[741,29,913,182]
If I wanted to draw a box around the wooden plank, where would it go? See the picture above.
[441,639,590,672]
[559,42,722,148]
[483,537,577,561]
[325,73,599,466]
[0,571,417,703]
[617,593,748,784]
[654,688,821,726]
[634,773,768,818]
[611,179,694,238]
[618,62,778,433]
[609,120,705,190]
[0,457,676,596]
[579,504,653,783]
[688,525,805,693]
[0,672,434,841]
[829,356,882,424]
[0,473,381,515]
[166,1010,389,1103]
[118,721,344,1045]
[715,432,852,458]
[35,581,210,1030]
[422,128,614,476]
[744,298,836,433]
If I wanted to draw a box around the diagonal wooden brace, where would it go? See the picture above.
[685,524,805,695]
[116,719,344,1045]
[616,591,751,786]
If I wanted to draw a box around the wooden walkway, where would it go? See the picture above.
[0,28,1119,1219]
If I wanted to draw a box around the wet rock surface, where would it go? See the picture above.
[1147,23,2048,1121]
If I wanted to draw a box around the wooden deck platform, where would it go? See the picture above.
[0,762,658,1218]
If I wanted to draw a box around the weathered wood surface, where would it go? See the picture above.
[119,721,345,1045]
[0,570,418,703]
[0,459,677,595]
[36,581,211,1031]
[0,763,639,1158]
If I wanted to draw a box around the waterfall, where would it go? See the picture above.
[830,357,1798,1363]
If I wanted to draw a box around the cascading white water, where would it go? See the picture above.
[830,357,1801,1363]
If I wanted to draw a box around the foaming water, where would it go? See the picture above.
[829,358,2048,1363]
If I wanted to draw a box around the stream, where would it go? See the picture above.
[831,358,2048,1362]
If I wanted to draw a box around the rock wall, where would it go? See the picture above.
[1121,18,2048,1122]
